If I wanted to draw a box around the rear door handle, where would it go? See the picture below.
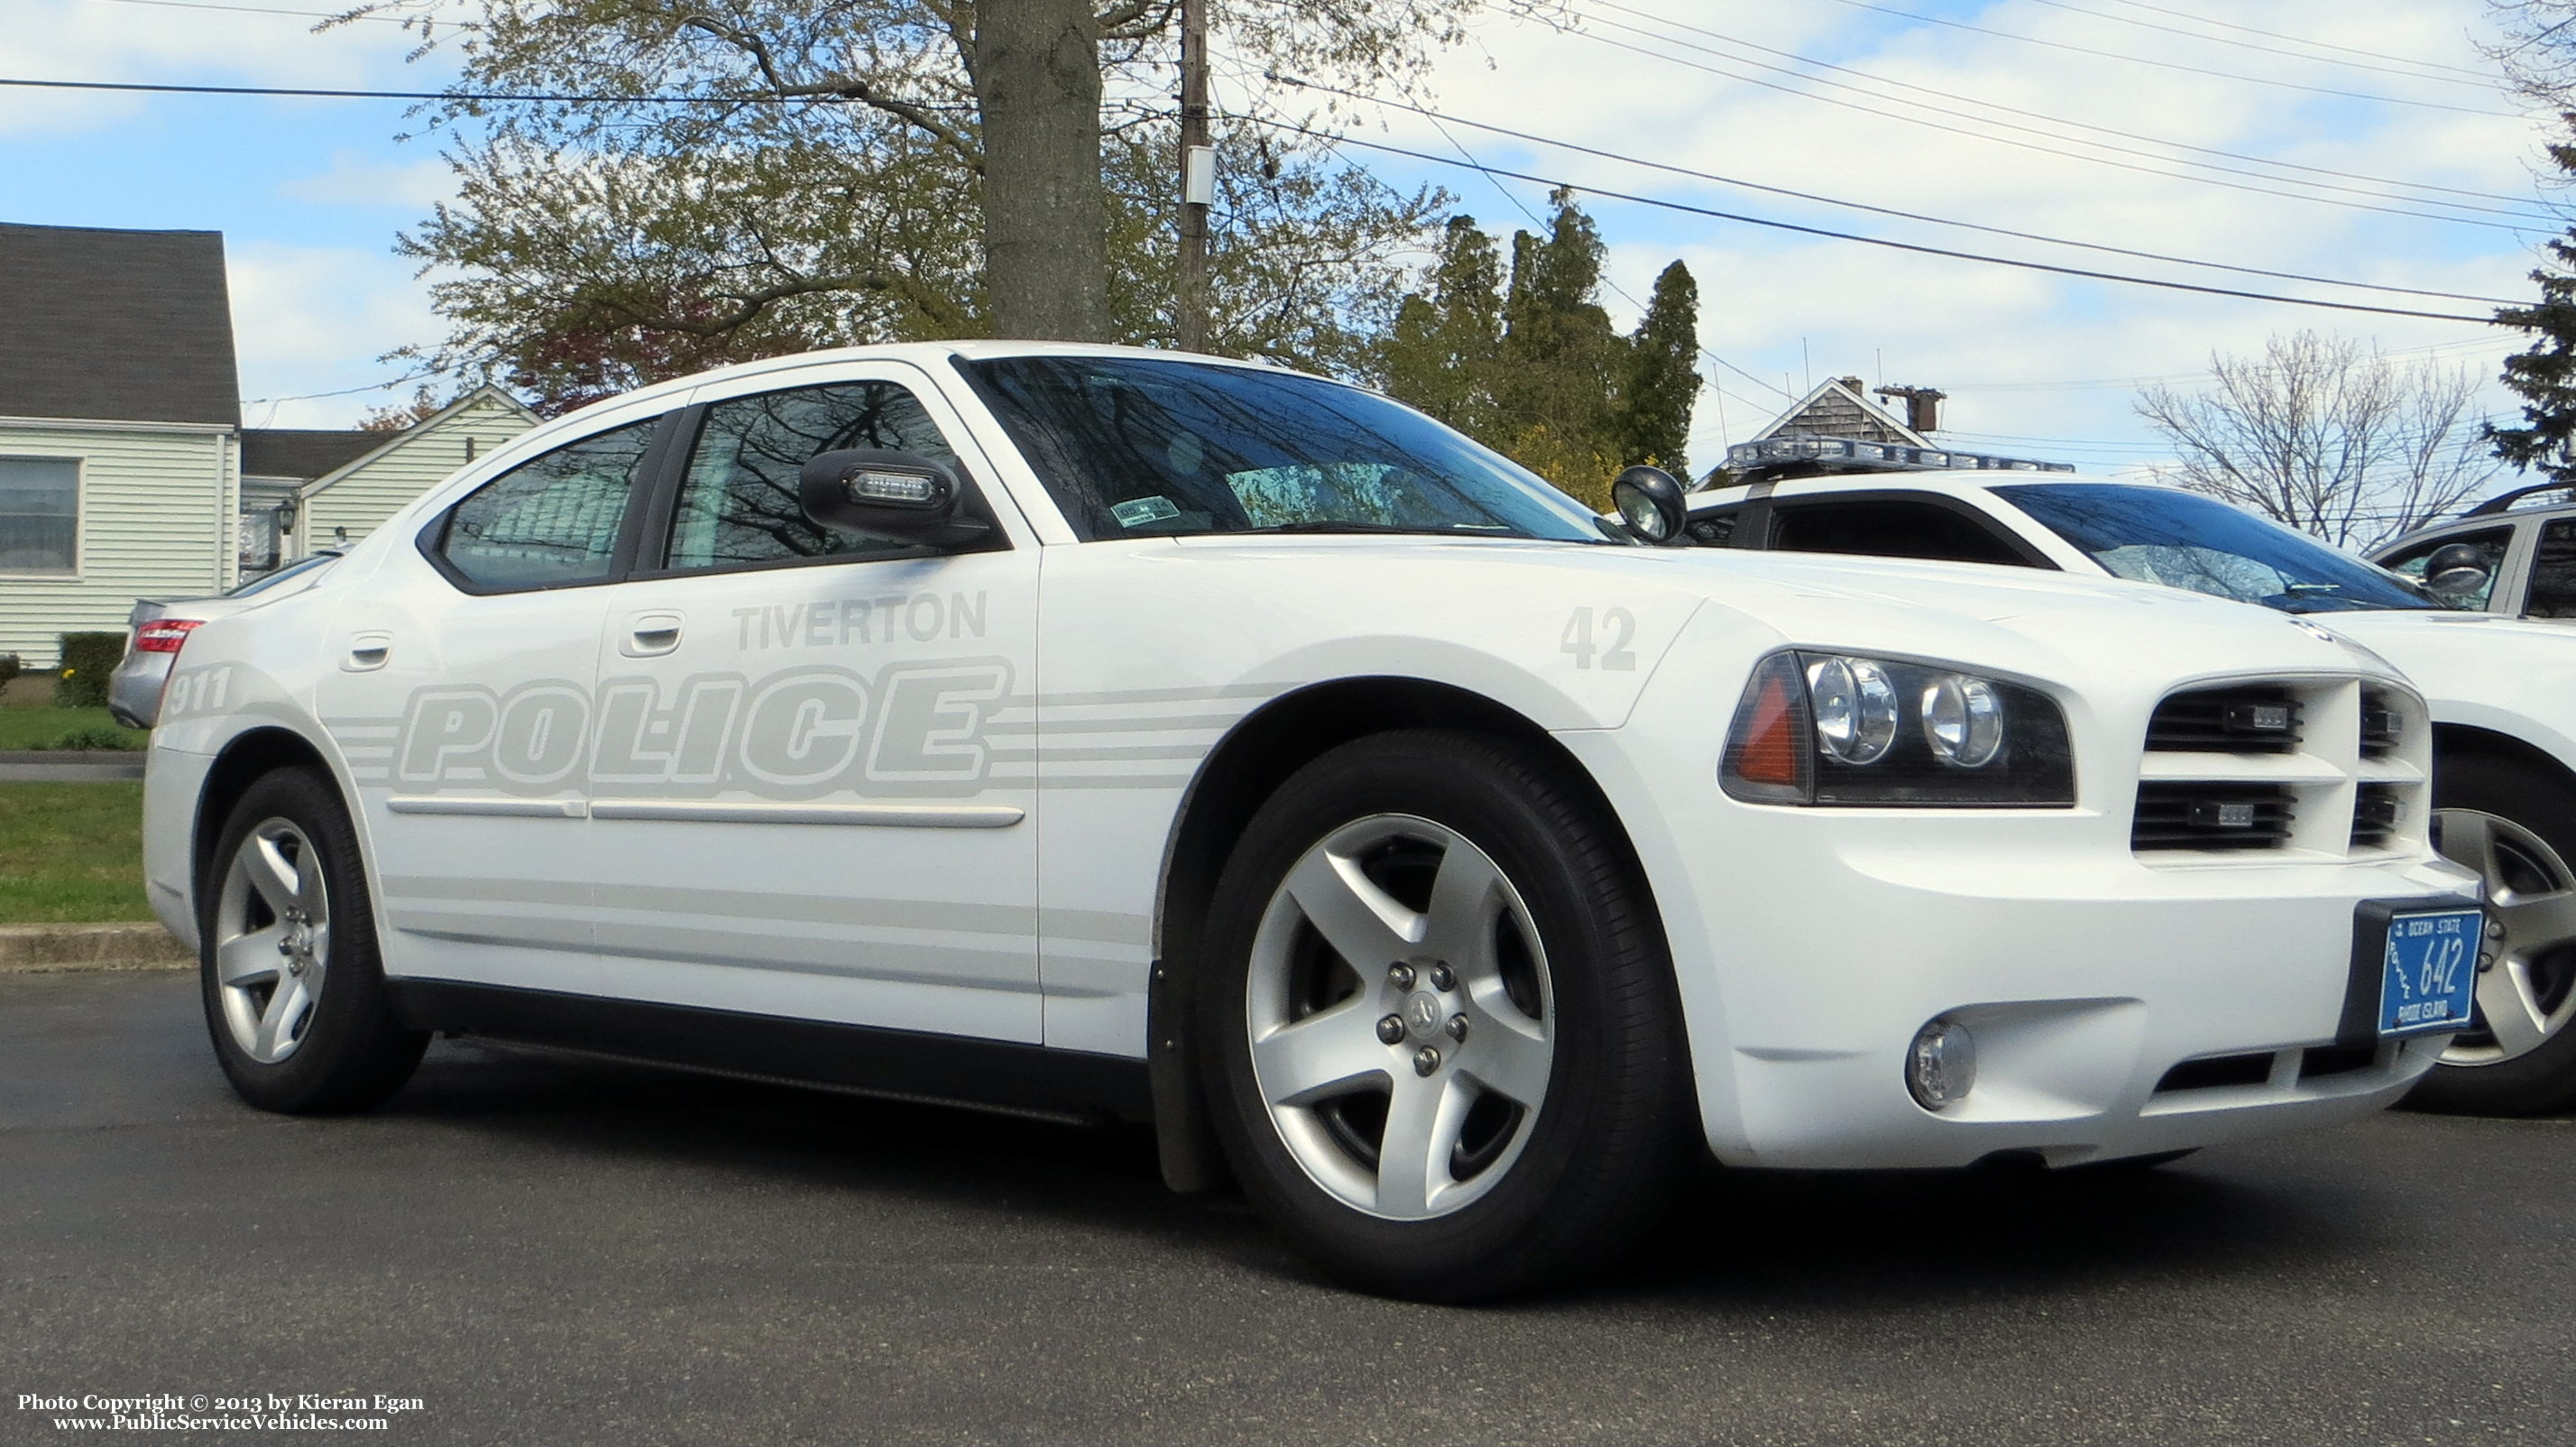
[622,612,684,657]
[344,631,392,671]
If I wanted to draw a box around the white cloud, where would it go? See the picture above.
[228,242,440,429]
[277,152,456,211]
[1393,0,2548,475]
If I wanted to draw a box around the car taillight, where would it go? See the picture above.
[134,619,205,653]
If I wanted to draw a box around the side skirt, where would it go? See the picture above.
[390,980,1153,1126]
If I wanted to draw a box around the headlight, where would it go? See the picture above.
[1721,650,2075,806]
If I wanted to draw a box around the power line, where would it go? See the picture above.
[2005,0,2504,89]
[1805,0,2519,116]
[1587,0,2549,217]
[1274,73,2522,306]
[0,75,762,104]
[2043,0,2500,83]
[83,0,421,22]
[1553,20,2547,237]
[1238,113,2505,323]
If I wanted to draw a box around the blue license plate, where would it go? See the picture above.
[2378,908,2483,1037]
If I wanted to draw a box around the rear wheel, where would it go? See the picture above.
[200,766,427,1113]
[1199,730,1692,1301]
[2406,752,2576,1116]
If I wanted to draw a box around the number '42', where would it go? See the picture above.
[1561,607,1638,671]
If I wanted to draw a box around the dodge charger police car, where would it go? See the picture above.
[143,344,2480,1300]
[1683,470,2576,1116]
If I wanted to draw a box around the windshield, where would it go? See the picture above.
[1996,484,2435,613]
[957,355,1610,544]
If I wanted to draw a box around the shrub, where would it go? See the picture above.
[54,632,124,708]
[0,654,21,691]
[41,726,137,752]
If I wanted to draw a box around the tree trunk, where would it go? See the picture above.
[973,0,1109,341]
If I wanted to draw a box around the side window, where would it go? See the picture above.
[1684,509,1738,547]
[439,419,658,590]
[0,457,79,574]
[1770,499,2034,567]
[665,382,960,572]
[2528,521,2576,618]
[2378,526,2512,611]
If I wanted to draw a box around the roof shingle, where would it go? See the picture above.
[0,222,238,427]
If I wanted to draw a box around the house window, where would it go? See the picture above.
[0,458,78,574]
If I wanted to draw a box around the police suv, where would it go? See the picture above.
[144,345,2480,1300]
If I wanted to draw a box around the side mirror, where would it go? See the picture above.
[2422,542,2493,599]
[1612,465,1688,546]
[798,449,991,548]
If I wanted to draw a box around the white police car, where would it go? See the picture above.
[143,345,2479,1300]
[1684,470,2576,1117]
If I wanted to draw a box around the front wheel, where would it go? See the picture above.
[200,766,427,1113]
[2407,752,2576,1116]
[1199,730,1693,1301]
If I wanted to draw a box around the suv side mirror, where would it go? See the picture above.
[2422,541,2494,600]
[1612,465,1688,546]
[798,449,992,548]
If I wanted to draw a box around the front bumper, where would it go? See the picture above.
[1562,735,2481,1170]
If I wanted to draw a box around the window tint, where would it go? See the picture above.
[439,418,657,590]
[1999,483,2433,613]
[959,355,1606,543]
[2378,527,2511,611]
[667,382,960,572]
[1684,509,1739,547]
[1770,499,2034,567]
[0,457,78,573]
[2528,520,2576,619]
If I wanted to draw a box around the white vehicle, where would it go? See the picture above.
[1683,469,2576,1114]
[144,346,2481,1300]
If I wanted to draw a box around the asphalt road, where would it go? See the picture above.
[4,970,2571,1447]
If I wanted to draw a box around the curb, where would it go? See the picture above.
[0,922,190,973]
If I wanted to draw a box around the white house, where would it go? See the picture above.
[0,221,538,666]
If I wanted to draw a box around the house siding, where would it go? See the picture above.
[0,422,234,666]
[298,398,538,556]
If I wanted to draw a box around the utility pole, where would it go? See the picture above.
[1175,0,1213,353]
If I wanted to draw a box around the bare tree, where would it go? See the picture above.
[2134,331,2501,551]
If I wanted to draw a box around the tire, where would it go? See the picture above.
[198,765,427,1113]
[1197,729,1693,1301]
[2406,751,2576,1116]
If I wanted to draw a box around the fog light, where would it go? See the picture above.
[1907,1018,1977,1111]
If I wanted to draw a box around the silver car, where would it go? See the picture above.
[107,553,339,728]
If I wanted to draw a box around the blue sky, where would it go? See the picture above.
[0,0,2555,476]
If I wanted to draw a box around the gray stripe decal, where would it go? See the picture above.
[388,796,586,818]
[384,909,595,951]
[384,878,1151,948]
[988,743,1210,763]
[984,713,1244,737]
[1038,682,1281,706]
[589,799,1025,828]
[587,924,1042,992]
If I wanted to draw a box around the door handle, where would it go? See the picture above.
[622,612,684,657]
[344,631,392,671]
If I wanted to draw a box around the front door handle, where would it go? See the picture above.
[622,612,684,658]
[344,631,392,671]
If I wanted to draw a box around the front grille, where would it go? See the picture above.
[2146,686,2303,753]
[2133,783,2295,851]
[2351,784,2402,850]
[2298,1044,2378,1082]
[2156,1051,2275,1092]
[2360,687,2405,759]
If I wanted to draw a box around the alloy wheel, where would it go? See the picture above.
[1244,813,1555,1221]
[212,817,333,1065]
[2433,808,2576,1066]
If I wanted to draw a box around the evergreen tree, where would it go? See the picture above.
[2492,122,2576,487]
[1618,261,1701,479]
[1381,217,1506,441]
[1375,193,1700,510]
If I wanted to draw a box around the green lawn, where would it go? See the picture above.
[0,782,152,922]
[0,705,146,751]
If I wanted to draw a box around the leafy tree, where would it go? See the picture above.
[2135,330,2498,550]
[356,383,450,431]
[1378,193,1700,509]
[359,0,1463,411]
